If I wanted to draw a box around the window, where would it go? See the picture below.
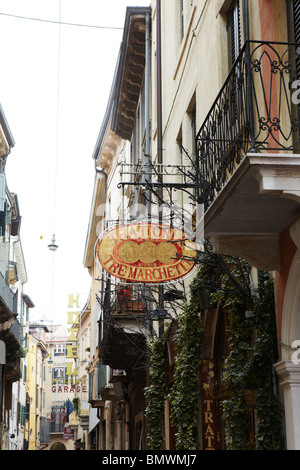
[191,107,197,158]
[54,343,65,356]
[227,0,241,67]
[52,366,68,384]
[0,201,6,237]
[176,127,183,166]
[89,370,94,401]
[0,175,5,212]
[23,364,27,383]
[23,333,28,350]
[50,406,65,433]
[180,0,184,39]
[288,0,300,78]
[187,94,197,160]
[293,0,300,43]
[287,0,300,141]
[178,0,194,40]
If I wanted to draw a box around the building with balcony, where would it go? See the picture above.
[82,0,300,451]
[29,320,79,451]
[8,294,35,450]
[0,104,35,450]
[155,0,300,450]
[83,6,151,450]
[72,295,91,450]
[26,326,47,450]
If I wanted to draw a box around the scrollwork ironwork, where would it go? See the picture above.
[197,40,300,209]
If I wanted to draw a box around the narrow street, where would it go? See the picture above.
[1,0,300,453]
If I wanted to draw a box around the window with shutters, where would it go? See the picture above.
[180,0,184,39]
[227,0,241,68]
[0,174,5,213]
[178,0,194,41]
[89,370,94,401]
[289,0,300,78]
[0,201,6,237]
[293,0,300,43]
[287,0,300,137]
[54,343,65,356]
[52,366,68,384]
[226,1,242,126]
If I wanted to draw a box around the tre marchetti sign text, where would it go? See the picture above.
[95,223,197,284]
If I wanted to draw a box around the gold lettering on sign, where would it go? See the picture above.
[66,345,78,358]
[68,295,80,308]
[201,361,218,450]
[65,294,80,376]
[203,399,215,450]
[67,311,80,325]
[95,223,197,284]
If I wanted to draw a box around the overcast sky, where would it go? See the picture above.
[0,0,150,323]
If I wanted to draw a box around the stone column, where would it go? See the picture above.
[275,360,300,450]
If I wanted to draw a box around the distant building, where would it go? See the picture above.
[26,325,47,450]
[0,103,34,451]
[9,294,35,450]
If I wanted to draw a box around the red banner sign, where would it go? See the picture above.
[95,223,197,284]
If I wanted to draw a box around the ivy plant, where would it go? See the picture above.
[145,241,285,451]
[144,335,166,450]
[212,259,284,450]
[168,273,204,450]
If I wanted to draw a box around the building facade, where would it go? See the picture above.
[73,295,91,450]
[32,320,76,451]
[8,295,34,450]
[0,104,37,451]
[83,7,152,450]
[82,0,300,450]
[26,330,47,450]
[152,0,300,450]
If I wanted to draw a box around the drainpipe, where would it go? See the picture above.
[94,165,108,448]
[156,0,163,168]
[242,0,249,42]
[156,0,165,336]
[145,11,151,219]
[144,11,154,337]
[95,166,108,360]
[242,0,255,150]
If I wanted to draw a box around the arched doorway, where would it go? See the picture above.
[200,306,227,450]
[50,442,67,450]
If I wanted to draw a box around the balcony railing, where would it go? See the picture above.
[103,283,146,316]
[196,41,300,210]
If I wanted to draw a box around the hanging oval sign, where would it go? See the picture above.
[95,223,197,284]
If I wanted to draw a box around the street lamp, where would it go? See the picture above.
[48,234,58,252]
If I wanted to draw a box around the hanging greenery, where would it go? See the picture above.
[211,258,285,450]
[144,240,284,450]
[209,253,253,449]
[249,272,285,450]
[144,335,166,450]
[72,397,79,416]
[168,272,204,450]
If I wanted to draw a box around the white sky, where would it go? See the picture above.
[0,0,150,324]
